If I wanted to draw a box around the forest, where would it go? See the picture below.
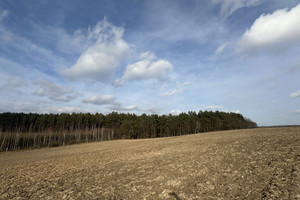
[0,111,257,151]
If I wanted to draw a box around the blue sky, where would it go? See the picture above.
[1,0,300,126]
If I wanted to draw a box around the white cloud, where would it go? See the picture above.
[296,109,300,114]
[203,106,240,113]
[61,19,131,82]
[158,81,190,97]
[204,105,222,110]
[210,42,228,60]
[82,95,116,105]
[34,80,78,102]
[232,110,240,114]
[170,110,181,116]
[160,88,182,97]
[215,43,227,55]
[40,106,87,114]
[117,51,173,85]
[238,4,300,52]
[220,108,241,114]
[183,82,192,86]
[0,98,87,114]
[54,107,84,113]
[212,0,262,18]
[108,103,138,111]
[290,90,300,98]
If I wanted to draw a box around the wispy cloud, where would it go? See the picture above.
[210,42,228,60]
[215,43,227,55]
[0,25,66,73]
[159,87,182,97]
[212,0,262,18]
[1,1,300,126]
[159,81,190,97]
[204,105,222,110]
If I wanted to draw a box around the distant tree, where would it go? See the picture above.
[0,111,257,151]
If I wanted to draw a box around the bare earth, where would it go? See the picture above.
[0,127,299,200]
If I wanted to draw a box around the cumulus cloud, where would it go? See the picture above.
[61,19,131,82]
[170,110,181,116]
[116,51,173,85]
[82,95,116,105]
[238,4,300,52]
[34,80,78,102]
[212,0,262,18]
[290,90,300,98]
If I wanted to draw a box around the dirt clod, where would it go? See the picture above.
[0,127,299,199]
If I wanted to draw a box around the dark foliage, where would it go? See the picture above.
[0,111,257,151]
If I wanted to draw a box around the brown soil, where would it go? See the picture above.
[0,127,299,199]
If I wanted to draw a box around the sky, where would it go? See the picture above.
[0,0,300,126]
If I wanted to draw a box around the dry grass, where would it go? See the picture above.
[0,127,299,199]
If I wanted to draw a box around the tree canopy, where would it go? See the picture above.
[0,111,257,150]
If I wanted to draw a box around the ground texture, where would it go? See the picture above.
[0,127,300,200]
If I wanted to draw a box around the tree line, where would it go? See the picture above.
[0,111,257,151]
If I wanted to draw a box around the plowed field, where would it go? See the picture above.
[1,127,299,199]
